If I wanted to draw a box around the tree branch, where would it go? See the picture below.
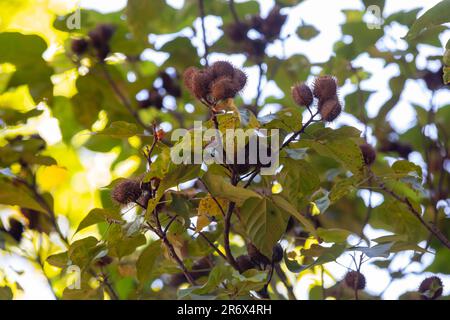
[198,0,209,66]
[377,180,450,250]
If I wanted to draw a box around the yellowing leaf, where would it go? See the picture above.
[37,165,68,190]
[196,195,227,231]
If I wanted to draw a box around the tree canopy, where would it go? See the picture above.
[0,0,449,300]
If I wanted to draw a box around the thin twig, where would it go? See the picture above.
[198,0,209,66]
[100,64,152,132]
[377,180,450,250]
[229,0,240,23]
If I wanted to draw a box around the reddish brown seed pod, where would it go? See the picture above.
[262,6,287,40]
[183,66,199,92]
[211,76,240,101]
[71,38,89,56]
[211,60,235,78]
[313,75,338,100]
[319,97,342,122]
[419,276,443,300]
[272,244,283,264]
[291,83,313,107]
[359,143,376,166]
[191,70,213,99]
[236,255,255,272]
[247,243,271,268]
[344,271,366,290]
[111,178,142,205]
[224,22,250,43]
[7,218,24,242]
[233,68,247,91]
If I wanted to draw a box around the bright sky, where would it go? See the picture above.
[5,0,449,300]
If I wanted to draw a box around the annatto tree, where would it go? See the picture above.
[0,0,449,301]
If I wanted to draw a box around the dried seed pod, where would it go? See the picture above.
[111,179,142,205]
[233,68,247,91]
[96,255,113,267]
[244,38,266,58]
[191,70,213,99]
[313,76,337,100]
[291,83,313,107]
[344,271,366,290]
[236,255,255,272]
[211,61,235,79]
[8,218,24,242]
[247,243,271,268]
[263,6,287,40]
[272,244,283,264]
[359,143,376,166]
[224,22,250,42]
[183,66,199,92]
[419,276,443,300]
[211,76,240,101]
[319,97,342,122]
[71,38,89,56]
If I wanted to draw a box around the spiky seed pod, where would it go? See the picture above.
[250,15,264,33]
[272,244,283,264]
[419,276,443,300]
[313,76,338,100]
[183,66,199,92]
[159,71,173,90]
[263,6,287,40]
[71,38,89,56]
[8,218,24,242]
[423,69,444,91]
[233,68,247,91]
[319,98,342,122]
[244,39,266,58]
[94,24,116,43]
[211,76,240,101]
[191,70,213,99]
[96,255,113,267]
[236,255,255,272]
[111,179,142,205]
[190,256,213,280]
[359,143,376,166]
[211,61,235,78]
[224,22,250,42]
[344,271,366,290]
[247,243,271,268]
[291,83,313,107]
[149,90,164,109]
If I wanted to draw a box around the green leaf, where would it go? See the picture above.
[193,264,232,295]
[95,121,140,138]
[201,171,261,206]
[405,0,450,40]
[0,180,46,213]
[0,286,13,300]
[271,194,317,237]
[317,228,352,243]
[370,200,427,242]
[76,208,123,233]
[136,240,161,284]
[126,0,196,40]
[240,197,290,257]
[297,24,320,40]
[68,237,101,268]
[62,287,104,300]
[46,251,69,268]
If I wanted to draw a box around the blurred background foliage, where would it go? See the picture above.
[0,0,449,300]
